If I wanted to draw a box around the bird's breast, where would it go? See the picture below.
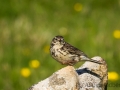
[51,45,72,60]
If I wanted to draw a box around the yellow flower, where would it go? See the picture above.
[29,60,40,68]
[20,68,31,77]
[108,72,119,81]
[74,3,83,12]
[113,30,120,39]
[43,45,50,53]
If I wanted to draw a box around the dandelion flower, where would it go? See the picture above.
[113,30,120,39]
[108,72,119,81]
[20,68,31,77]
[29,60,40,69]
[74,3,83,12]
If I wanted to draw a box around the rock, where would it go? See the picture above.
[28,66,79,90]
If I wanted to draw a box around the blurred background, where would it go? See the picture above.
[0,0,120,90]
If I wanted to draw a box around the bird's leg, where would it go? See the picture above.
[67,60,76,66]
[61,60,75,66]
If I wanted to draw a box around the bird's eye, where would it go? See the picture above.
[60,37,64,41]
[61,41,65,44]
[54,37,58,40]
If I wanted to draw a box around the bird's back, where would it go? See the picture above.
[63,42,88,57]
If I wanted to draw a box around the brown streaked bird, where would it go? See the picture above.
[77,56,108,90]
[50,35,102,65]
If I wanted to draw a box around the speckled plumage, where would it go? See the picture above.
[50,35,102,65]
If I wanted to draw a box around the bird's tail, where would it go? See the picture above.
[80,55,102,64]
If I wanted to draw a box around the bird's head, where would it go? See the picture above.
[51,35,65,46]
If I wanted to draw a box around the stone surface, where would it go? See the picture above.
[77,56,108,90]
[28,66,79,90]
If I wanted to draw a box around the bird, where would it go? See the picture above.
[76,56,108,90]
[50,35,102,65]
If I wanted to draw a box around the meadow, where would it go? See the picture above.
[0,0,120,90]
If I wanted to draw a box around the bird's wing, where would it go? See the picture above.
[64,42,87,56]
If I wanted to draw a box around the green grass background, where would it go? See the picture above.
[0,0,120,90]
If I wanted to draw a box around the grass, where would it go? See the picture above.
[0,0,120,90]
